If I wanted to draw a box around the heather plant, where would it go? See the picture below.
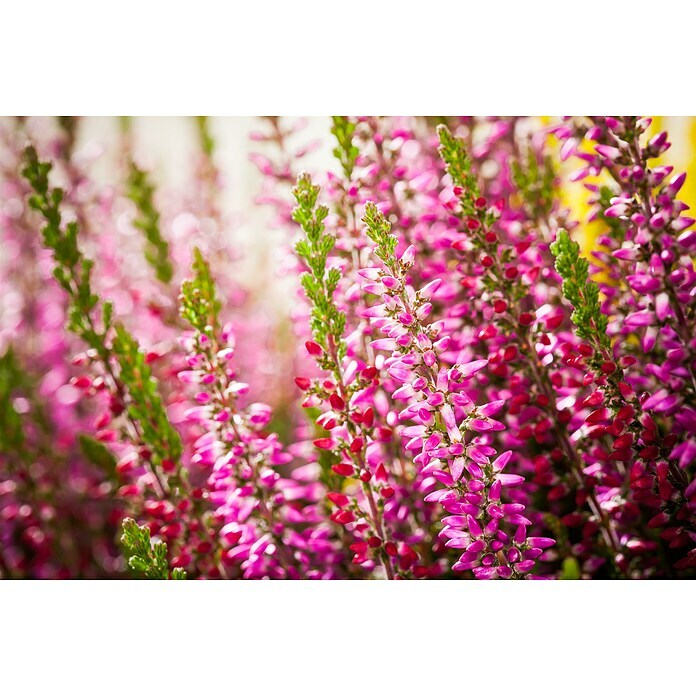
[126,160,174,285]
[1,115,694,579]
[121,517,187,580]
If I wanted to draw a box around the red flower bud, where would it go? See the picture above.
[329,393,345,410]
[349,437,364,453]
[161,459,176,473]
[384,541,399,556]
[327,492,350,507]
[331,463,355,477]
[305,341,322,356]
[330,509,356,525]
[361,366,377,380]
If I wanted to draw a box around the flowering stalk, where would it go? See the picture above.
[22,147,179,480]
[438,125,624,564]
[292,173,400,578]
[20,146,220,577]
[550,230,652,531]
[558,117,695,401]
[362,201,555,579]
[556,117,696,570]
[178,248,330,579]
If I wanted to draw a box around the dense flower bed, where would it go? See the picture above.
[1,116,694,579]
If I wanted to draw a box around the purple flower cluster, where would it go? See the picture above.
[1,115,694,579]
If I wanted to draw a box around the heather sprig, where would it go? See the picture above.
[22,145,111,351]
[438,124,497,226]
[556,116,696,571]
[293,177,401,578]
[56,116,79,156]
[550,230,609,350]
[178,248,320,578]
[111,324,183,469]
[120,518,187,580]
[362,200,397,264]
[363,202,555,579]
[126,161,173,284]
[179,247,222,334]
[21,144,186,526]
[331,116,359,180]
[438,127,627,566]
[551,231,631,410]
[292,173,346,364]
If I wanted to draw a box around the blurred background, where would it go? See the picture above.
[4,116,695,278]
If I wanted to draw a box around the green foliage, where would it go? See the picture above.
[436,128,528,317]
[22,146,112,352]
[22,146,182,472]
[362,201,398,267]
[550,230,609,350]
[596,185,626,241]
[0,348,27,455]
[120,518,186,580]
[437,125,490,222]
[511,146,556,221]
[292,173,346,358]
[112,324,183,467]
[118,115,132,134]
[126,162,173,284]
[560,556,582,580]
[195,116,215,158]
[78,434,118,479]
[56,116,79,155]
[331,116,359,180]
[179,247,222,335]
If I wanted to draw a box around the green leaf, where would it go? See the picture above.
[560,556,581,580]
[120,517,186,580]
[0,348,27,454]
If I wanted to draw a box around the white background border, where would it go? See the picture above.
[1,1,694,693]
